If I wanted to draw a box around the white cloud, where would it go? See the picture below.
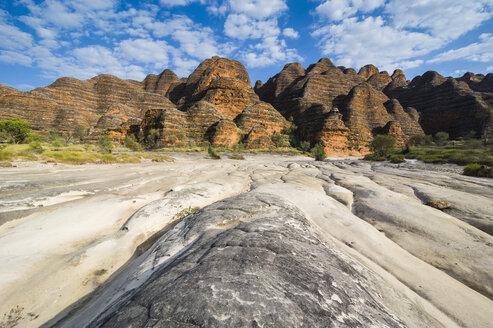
[392,59,424,70]
[0,21,33,50]
[228,0,288,19]
[312,16,442,70]
[224,14,279,40]
[386,0,493,40]
[315,0,385,21]
[159,0,205,6]
[241,36,301,67]
[283,28,299,39]
[119,38,171,67]
[315,0,356,21]
[429,33,493,64]
[172,57,200,77]
[0,50,33,66]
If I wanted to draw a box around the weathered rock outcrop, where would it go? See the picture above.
[142,69,179,96]
[256,60,424,153]
[315,108,350,155]
[1,56,492,153]
[139,57,287,148]
[0,74,172,139]
[234,102,288,134]
[166,56,259,119]
[386,71,493,138]
[207,119,241,147]
[244,124,275,149]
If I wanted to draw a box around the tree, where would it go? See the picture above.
[73,124,86,142]
[310,143,326,161]
[0,119,32,143]
[434,131,449,146]
[97,135,114,154]
[369,135,395,157]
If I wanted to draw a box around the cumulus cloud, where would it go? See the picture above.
[159,0,205,6]
[283,28,299,39]
[315,0,385,21]
[228,0,288,20]
[312,16,442,69]
[0,17,34,50]
[311,0,493,72]
[386,0,493,40]
[224,14,279,40]
[429,33,493,64]
[0,50,33,66]
[118,39,171,67]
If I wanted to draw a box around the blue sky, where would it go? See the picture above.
[0,0,492,91]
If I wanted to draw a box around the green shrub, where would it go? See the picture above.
[232,142,245,152]
[310,143,326,161]
[300,141,311,152]
[390,154,405,163]
[228,153,245,160]
[369,135,395,156]
[207,145,221,159]
[0,119,32,144]
[408,134,433,146]
[28,141,44,153]
[73,124,86,142]
[363,153,387,161]
[463,163,482,176]
[97,135,114,154]
[125,135,143,151]
[271,133,290,147]
[434,131,449,146]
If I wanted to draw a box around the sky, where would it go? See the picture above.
[0,0,492,91]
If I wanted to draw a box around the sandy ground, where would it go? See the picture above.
[0,153,492,327]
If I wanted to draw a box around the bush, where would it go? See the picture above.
[408,134,433,146]
[232,142,244,152]
[310,143,326,161]
[125,135,143,151]
[300,141,311,152]
[369,135,395,156]
[97,135,114,154]
[463,163,482,176]
[73,124,86,142]
[207,145,221,159]
[271,133,290,147]
[28,141,44,153]
[390,154,405,163]
[363,153,387,161]
[434,131,449,146]
[228,153,245,160]
[0,119,32,144]
[463,163,493,177]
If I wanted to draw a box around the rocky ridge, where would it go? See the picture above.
[1,57,492,153]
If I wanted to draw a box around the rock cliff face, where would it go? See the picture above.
[0,74,171,140]
[256,59,423,154]
[138,57,288,148]
[1,56,492,153]
[386,71,493,138]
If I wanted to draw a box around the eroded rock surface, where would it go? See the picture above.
[1,155,491,328]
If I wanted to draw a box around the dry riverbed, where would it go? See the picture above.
[0,153,492,327]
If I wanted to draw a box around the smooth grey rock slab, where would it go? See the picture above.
[86,193,403,328]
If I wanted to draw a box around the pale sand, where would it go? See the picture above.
[0,153,492,327]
